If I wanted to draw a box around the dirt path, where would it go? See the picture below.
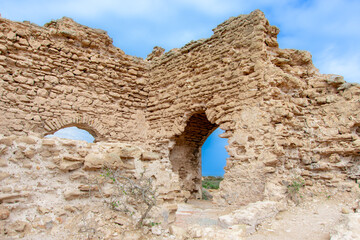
[174,200,232,228]
[247,199,345,240]
[174,192,359,240]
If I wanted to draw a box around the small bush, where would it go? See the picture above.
[202,188,213,200]
[95,167,157,229]
[202,176,223,189]
[287,177,305,194]
[287,177,305,204]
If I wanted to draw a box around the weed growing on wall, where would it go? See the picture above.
[287,177,305,204]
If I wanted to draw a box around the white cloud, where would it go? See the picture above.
[261,0,360,84]
[1,0,359,83]
[173,0,241,16]
[161,30,203,50]
[46,127,94,143]
[316,45,360,83]
[1,0,174,23]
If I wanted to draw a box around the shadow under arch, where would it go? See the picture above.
[169,111,219,199]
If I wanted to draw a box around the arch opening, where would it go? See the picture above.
[45,126,95,143]
[201,128,227,177]
[170,112,227,200]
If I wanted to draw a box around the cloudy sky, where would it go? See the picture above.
[1,0,359,83]
[46,127,95,143]
[2,0,359,175]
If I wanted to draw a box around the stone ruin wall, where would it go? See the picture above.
[0,17,149,143]
[0,9,360,238]
[146,10,360,204]
[0,135,180,237]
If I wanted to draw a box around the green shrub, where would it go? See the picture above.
[202,176,223,189]
[287,177,305,204]
[287,177,305,194]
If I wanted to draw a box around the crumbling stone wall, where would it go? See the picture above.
[146,10,360,204]
[0,135,178,238]
[0,17,149,143]
[0,9,359,238]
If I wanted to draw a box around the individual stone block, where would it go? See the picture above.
[0,206,10,220]
[59,160,83,171]
[141,151,161,161]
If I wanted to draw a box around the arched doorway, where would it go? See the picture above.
[169,112,222,199]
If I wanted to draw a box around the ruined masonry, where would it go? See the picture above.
[0,9,359,238]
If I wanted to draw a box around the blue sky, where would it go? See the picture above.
[202,128,227,176]
[2,0,359,176]
[1,0,359,83]
[46,127,95,142]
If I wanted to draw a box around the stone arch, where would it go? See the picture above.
[170,111,223,199]
[43,114,108,142]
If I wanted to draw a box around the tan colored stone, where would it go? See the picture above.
[16,136,37,145]
[0,192,30,203]
[9,220,29,233]
[77,148,88,157]
[37,206,50,215]
[78,184,98,192]
[169,225,187,238]
[341,207,350,214]
[0,137,15,146]
[44,75,59,84]
[83,153,103,170]
[37,89,48,97]
[118,146,142,159]
[141,151,161,161]
[0,158,8,167]
[113,215,128,226]
[42,139,56,146]
[219,201,281,233]
[63,155,84,162]
[0,206,10,220]
[103,151,123,168]
[63,189,88,200]
[23,149,36,158]
[14,76,27,83]
[1,186,12,193]
[59,160,83,171]
[0,172,10,181]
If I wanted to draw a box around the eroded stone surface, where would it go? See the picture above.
[219,201,282,233]
[331,213,360,240]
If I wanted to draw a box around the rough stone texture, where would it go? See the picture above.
[331,213,360,240]
[0,17,148,143]
[218,201,282,233]
[0,9,360,238]
[0,135,178,238]
[0,206,10,220]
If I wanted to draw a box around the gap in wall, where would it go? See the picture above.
[45,126,95,143]
[201,127,228,200]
